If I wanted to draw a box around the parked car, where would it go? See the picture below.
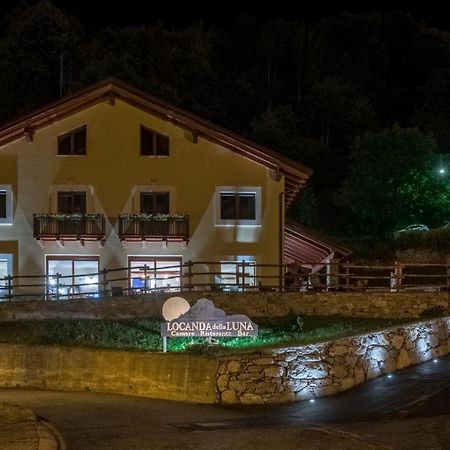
[393,223,429,237]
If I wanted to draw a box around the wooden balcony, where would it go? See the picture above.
[118,214,189,243]
[33,213,106,246]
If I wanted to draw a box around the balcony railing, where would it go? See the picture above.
[118,214,189,242]
[33,213,106,244]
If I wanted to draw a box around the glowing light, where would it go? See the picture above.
[438,168,446,175]
[387,374,393,379]
[434,359,438,363]
[309,398,315,403]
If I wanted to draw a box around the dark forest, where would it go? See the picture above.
[1,1,450,237]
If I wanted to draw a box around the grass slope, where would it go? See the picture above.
[0,316,414,355]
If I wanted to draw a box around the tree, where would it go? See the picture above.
[0,0,83,121]
[336,126,450,237]
[415,68,450,153]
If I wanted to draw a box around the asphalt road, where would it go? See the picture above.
[2,356,450,449]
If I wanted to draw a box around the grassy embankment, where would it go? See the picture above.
[0,315,419,355]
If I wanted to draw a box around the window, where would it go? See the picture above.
[216,259,256,291]
[58,126,86,155]
[215,186,261,226]
[0,192,6,218]
[58,191,86,214]
[0,254,12,298]
[140,192,170,214]
[0,185,12,225]
[128,257,181,292]
[140,126,169,156]
[220,193,256,220]
[47,256,99,299]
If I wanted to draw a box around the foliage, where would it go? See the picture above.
[420,306,445,318]
[0,316,413,354]
[336,126,450,237]
[2,5,450,236]
[119,213,188,221]
[393,228,450,251]
[34,213,102,220]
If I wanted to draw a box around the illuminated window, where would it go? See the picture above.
[217,259,256,291]
[0,254,12,298]
[128,257,182,292]
[58,126,87,155]
[0,185,12,225]
[140,126,169,156]
[46,256,99,299]
[215,186,261,226]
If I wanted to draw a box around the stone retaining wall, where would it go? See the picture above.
[1,291,449,321]
[216,316,450,404]
[0,317,449,405]
[0,344,217,403]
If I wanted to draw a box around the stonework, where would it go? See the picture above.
[1,291,448,322]
[215,316,450,404]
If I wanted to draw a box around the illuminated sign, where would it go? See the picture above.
[161,298,258,338]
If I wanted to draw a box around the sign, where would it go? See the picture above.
[161,298,258,338]
[162,296,190,322]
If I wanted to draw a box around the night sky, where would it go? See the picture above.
[1,0,449,31]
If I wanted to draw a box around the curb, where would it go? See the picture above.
[38,418,66,450]
[0,403,61,450]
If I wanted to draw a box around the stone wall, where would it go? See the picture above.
[1,291,449,321]
[0,317,449,405]
[0,344,218,403]
[216,316,450,404]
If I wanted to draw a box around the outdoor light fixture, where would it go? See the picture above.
[387,374,393,378]
[438,168,446,175]
[309,398,315,403]
[433,359,438,363]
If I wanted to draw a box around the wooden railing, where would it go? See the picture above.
[118,214,189,241]
[33,214,106,241]
[1,261,450,302]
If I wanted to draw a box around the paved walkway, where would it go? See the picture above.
[0,403,58,450]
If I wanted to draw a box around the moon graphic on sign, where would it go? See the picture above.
[162,296,190,321]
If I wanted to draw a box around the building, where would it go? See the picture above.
[0,78,346,299]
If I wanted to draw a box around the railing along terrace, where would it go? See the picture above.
[1,261,450,301]
[118,214,189,241]
[33,213,106,239]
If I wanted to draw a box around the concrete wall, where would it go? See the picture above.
[216,316,450,404]
[0,344,217,403]
[1,291,449,321]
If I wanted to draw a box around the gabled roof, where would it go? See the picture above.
[0,78,312,207]
[285,219,352,264]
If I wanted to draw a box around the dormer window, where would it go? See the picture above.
[58,126,87,155]
[140,126,169,156]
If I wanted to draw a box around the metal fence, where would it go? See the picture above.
[1,261,449,301]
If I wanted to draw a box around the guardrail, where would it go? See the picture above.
[1,261,449,301]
